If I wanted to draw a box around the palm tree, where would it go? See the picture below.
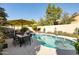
[61,13,70,24]
[61,12,79,24]
[71,12,79,18]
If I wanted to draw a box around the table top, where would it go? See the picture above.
[16,34,29,38]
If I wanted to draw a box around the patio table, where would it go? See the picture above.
[16,34,29,38]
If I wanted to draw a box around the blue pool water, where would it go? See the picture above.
[32,34,76,50]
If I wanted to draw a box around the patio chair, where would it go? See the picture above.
[12,31,20,46]
[23,32,32,45]
[18,37,25,47]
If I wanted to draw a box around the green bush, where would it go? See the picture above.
[74,28,79,35]
[57,31,63,35]
[21,27,29,33]
[0,43,3,51]
[0,26,7,54]
[74,42,79,54]
[0,43,3,55]
[54,31,79,38]
[0,31,6,50]
[31,25,37,31]
[0,33,6,54]
[0,32,6,44]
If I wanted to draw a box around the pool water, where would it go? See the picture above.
[32,34,76,50]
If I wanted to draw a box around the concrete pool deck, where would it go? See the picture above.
[37,45,57,55]
[2,38,57,55]
[2,33,77,55]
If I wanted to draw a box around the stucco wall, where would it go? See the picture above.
[37,24,79,33]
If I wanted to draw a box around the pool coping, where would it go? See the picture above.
[35,32,77,42]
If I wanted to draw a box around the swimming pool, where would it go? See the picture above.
[32,34,76,50]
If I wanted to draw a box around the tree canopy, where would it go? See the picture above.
[0,7,8,25]
[46,4,63,25]
[61,12,79,24]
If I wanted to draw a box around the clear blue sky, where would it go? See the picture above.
[0,3,79,21]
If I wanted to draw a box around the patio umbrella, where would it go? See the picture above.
[7,19,34,29]
[7,19,34,36]
[8,19,33,27]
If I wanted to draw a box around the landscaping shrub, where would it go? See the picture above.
[21,27,29,33]
[47,32,54,34]
[0,43,3,52]
[53,31,79,38]
[31,24,38,31]
[74,42,79,54]
[0,31,7,55]
[0,26,9,38]
[74,28,79,35]
[0,43,3,55]
[0,32,6,43]
[57,31,62,35]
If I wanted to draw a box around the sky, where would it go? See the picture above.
[0,3,79,21]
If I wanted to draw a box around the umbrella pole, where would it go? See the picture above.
[21,19,23,29]
[14,25,16,39]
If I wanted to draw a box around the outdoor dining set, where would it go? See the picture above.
[12,29,33,47]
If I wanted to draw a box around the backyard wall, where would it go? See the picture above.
[37,24,79,33]
[7,25,29,30]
